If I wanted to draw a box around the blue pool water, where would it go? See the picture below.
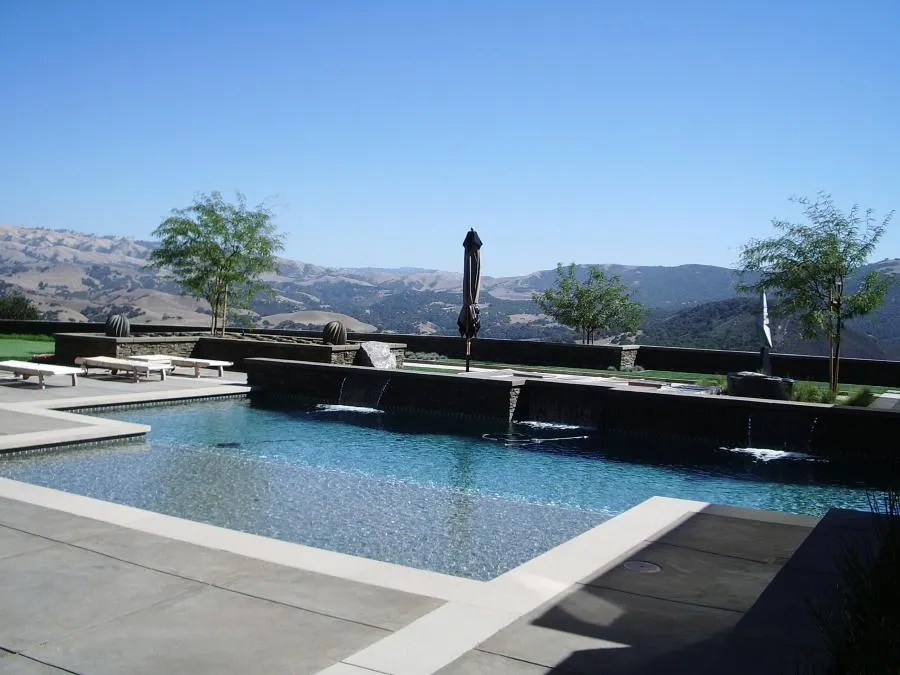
[0,398,882,579]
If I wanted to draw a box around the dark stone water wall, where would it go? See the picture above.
[246,358,525,422]
[246,358,900,459]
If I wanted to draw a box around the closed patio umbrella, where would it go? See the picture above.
[457,228,483,372]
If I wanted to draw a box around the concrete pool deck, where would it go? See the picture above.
[0,368,250,452]
[0,481,818,675]
[0,366,823,673]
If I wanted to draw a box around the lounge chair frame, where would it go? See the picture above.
[0,360,82,389]
[129,354,233,378]
[75,356,172,382]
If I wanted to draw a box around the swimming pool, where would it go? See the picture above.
[0,398,881,579]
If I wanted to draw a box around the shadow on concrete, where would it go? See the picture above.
[487,506,819,675]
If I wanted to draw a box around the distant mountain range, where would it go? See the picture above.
[1,223,898,358]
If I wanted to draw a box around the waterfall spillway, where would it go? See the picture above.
[807,417,818,452]
[375,378,391,409]
[331,375,389,411]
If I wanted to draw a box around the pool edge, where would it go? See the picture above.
[0,476,701,606]
[0,477,779,674]
[0,385,250,454]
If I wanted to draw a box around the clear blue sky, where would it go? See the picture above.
[2,1,898,277]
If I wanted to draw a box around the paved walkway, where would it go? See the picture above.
[0,364,822,674]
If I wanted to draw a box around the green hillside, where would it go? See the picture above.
[639,297,889,359]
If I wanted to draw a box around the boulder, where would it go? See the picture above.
[356,341,397,369]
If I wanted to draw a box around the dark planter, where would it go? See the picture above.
[727,371,794,400]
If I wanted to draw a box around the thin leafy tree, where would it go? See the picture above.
[737,193,893,393]
[0,288,41,320]
[149,191,284,335]
[533,263,645,344]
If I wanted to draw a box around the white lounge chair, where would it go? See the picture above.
[129,354,233,378]
[0,360,82,389]
[75,356,173,382]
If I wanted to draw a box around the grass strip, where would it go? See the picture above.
[404,358,889,394]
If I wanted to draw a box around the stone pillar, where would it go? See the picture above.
[619,345,640,370]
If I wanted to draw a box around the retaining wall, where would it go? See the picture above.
[519,379,895,458]
[4,320,899,386]
[53,333,406,370]
[194,337,405,369]
[54,333,201,364]
[634,345,900,386]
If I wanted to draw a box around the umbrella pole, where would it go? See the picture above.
[466,338,471,372]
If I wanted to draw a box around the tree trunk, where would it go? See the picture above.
[210,294,219,334]
[220,284,228,337]
[832,319,842,394]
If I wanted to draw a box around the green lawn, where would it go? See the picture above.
[0,335,55,361]
[404,358,889,394]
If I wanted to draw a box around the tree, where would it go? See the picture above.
[0,286,41,320]
[0,292,41,320]
[737,193,894,393]
[532,263,645,344]
[150,191,284,335]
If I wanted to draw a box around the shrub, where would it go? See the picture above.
[843,387,875,408]
[792,381,836,404]
[405,351,446,362]
[808,484,900,673]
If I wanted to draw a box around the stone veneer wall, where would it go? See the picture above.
[54,333,405,370]
[54,333,202,364]
[195,337,405,369]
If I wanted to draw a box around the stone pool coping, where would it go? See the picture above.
[0,476,798,674]
[0,370,251,453]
